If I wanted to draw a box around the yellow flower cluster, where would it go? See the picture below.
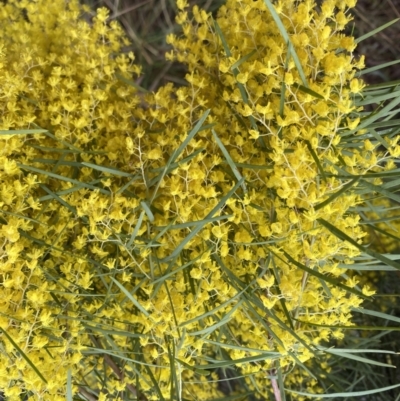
[0,0,389,399]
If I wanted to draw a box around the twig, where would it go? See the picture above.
[89,335,146,400]
[271,376,282,401]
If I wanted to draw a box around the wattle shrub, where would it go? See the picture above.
[0,0,399,399]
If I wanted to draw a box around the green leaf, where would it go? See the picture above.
[154,214,234,232]
[175,358,211,376]
[356,18,400,44]
[179,289,244,328]
[230,49,257,70]
[276,361,287,401]
[288,383,400,398]
[192,352,278,370]
[344,91,400,134]
[0,128,48,135]
[67,369,73,401]
[18,164,111,195]
[280,249,366,298]
[233,162,273,170]
[305,140,327,182]
[127,210,145,249]
[0,327,48,384]
[81,162,133,177]
[213,19,231,56]
[318,218,400,271]
[352,308,400,324]
[206,393,255,401]
[110,277,150,317]
[314,177,360,211]
[361,179,400,204]
[188,301,243,336]
[356,59,400,77]
[149,109,210,204]
[39,184,79,217]
[292,83,324,99]
[204,339,280,355]
[161,178,244,262]
[262,0,308,86]
[294,319,400,331]
[325,349,395,368]
[212,129,247,193]
[140,201,154,223]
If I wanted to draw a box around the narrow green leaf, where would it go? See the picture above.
[179,290,244,328]
[127,210,145,249]
[318,346,398,355]
[150,109,210,204]
[230,49,257,70]
[204,340,280,355]
[154,214,233,232]
[276,361,286,401]
[67,369,73,401]
[110,277,150,317]
[212,18,267,149]
[314,177,360,211]
[288,383,400,398]
[294,319,400,331]
[188,301,243,336]
[280,249,365,298]
[369,128,391,150]
[355,89,400,107]
[81,162,133,177]
[38,180,104,201]
[212,129,247,193]
[356,18,400,43]
[345,92,400,134]
[39,184,78,217]
[175,358,211,376]
[0,208,46,226]
[192,352,278,370]
[318,218,400,271]
[213,19,231,56]
[363,78,400,91]
[18,164,111,195]
[0,327,47,384]
[161,178,244,262]
[0,129,48,135]
[292,83,324,99]
[352,307,400,324]
[40,129,82,152]
[206,393,255,401]
[305,140,327,182]
[325,349,395,368]
[152,247,211,286]
[362,179,400,204]
[140,201,154,223]
[262,0,307,86]
[116,175,142,195]
[357,59,400,76]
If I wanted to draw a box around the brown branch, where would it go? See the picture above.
[271,376,282,401]
[89,335,147,400]
[78,387,98,401]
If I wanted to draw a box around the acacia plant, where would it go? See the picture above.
[0,0,400,400]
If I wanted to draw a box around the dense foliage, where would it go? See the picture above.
[0,0,399,400]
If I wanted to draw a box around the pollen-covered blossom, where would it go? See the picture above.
[0,0,384,399]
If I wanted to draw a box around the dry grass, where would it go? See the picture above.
[81,0,400,88]
[82,0,226,90]
[353,0,400,83]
